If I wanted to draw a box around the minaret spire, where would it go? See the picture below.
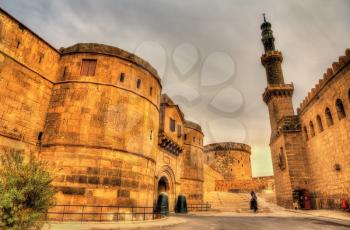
[260,14,275,53]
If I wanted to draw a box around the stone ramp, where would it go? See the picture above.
[204,191,272,213]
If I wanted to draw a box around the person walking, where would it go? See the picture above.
[250,191,258,213]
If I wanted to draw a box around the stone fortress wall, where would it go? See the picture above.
[0,8,275,212]
[297,49,350,206]
[204,142,252,180]
[0,8,206,209]
[0,8,60,157]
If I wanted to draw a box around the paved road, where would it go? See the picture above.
[141,215,350,230]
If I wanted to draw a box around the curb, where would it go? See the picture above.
[285,209,350,223]
[44,216,187,230]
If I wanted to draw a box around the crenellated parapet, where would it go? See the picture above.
[297,48,350,114]
[204,142,251,154]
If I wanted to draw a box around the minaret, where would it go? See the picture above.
[260,14,295,135]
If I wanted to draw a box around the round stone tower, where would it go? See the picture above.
[180,120,204,204]
[204,142,252,180]
[40,43,161,207]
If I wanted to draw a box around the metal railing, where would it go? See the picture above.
[187,203,211,212]
[47,204,167,222]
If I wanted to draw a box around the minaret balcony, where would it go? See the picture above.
[262,83,294,104]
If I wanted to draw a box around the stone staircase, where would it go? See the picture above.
[204,191,272,213]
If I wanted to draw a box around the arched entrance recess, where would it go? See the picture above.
[156,166,176,211]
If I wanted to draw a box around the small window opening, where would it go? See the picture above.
[150,87,153,96]
[177,125,182,137]
[120,73,125,82]
[38,132,43,145]
[325,107,334,126]
[309,121,315,137]
[170,118,175,132]
[81,59,97,76]
[335,99,346,119]
[137,79,141,89]
[316,115,323,132]
[39,53,44,63]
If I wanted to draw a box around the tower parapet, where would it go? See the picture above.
[297,48,350,114]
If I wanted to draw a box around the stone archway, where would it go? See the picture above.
[158,176,169,194]
[156,166,176,211]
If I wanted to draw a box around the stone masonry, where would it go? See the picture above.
[260,16,350,209]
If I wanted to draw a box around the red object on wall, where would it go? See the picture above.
[303,190,311,210]
[341,199,348,209]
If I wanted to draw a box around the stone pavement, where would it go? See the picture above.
[42,192,350,229]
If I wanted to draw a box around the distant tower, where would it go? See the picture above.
[260,15,309,208]
[260,14,294,133]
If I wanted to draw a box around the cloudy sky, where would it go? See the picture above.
[1,0,349,176]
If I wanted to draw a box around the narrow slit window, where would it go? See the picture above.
[150,87,153,96]
[316,115,323,132]
[325,107,334,126]
[137,79,141,89]
[309,121,315,137]
[81,59,97,76]
[62,67,67,79]
[120,73,125,82]
[39,53,44,63]
[177,125,182,137]
[170,118,175,132]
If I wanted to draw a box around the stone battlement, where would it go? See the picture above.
[297,48,350,114]
[204,142,251,153]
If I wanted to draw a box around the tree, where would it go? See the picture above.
[0,149,56,230]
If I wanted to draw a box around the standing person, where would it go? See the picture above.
[250,191,258,213]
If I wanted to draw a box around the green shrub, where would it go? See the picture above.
[0,149,56,230]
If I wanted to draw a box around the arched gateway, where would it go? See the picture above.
[156,166,176,211]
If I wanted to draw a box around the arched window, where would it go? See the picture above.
[303,126,308,141]
[325,107,334,126]
[335,99,346,119]
[309,121,315,137]
[316,115,324,132]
